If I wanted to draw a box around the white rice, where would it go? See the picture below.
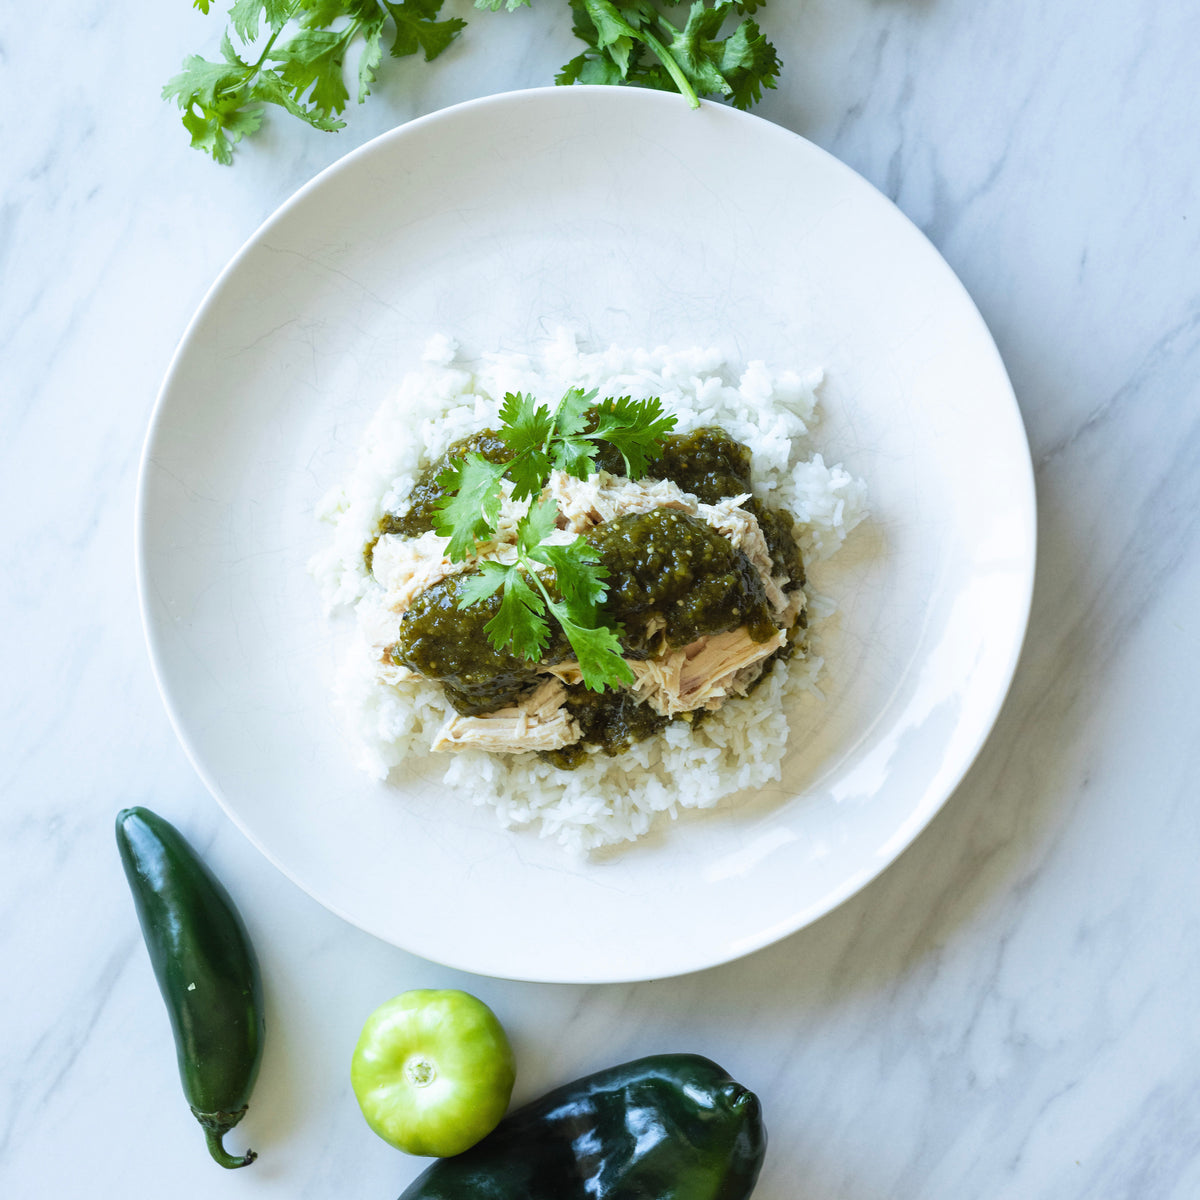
[310,331,868,854]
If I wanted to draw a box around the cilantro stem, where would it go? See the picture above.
[638,25,700,109]
[248,4,302,73]
[216,0,364,104]
[216,1,302,102]
[517,545,631,691]
[519,549,555,609]
[218,71,255,106]
[217,3,291,98]
[587,0,701,110]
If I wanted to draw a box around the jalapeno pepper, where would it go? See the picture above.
[115,807,265,1169]
[397,1053,766,1200]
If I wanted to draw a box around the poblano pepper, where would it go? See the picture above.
[397,1053,766,1200]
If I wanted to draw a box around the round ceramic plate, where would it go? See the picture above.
[138,87,1035,983]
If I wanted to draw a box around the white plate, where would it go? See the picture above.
[138,87,1035,984]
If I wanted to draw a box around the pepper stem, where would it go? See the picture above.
[204,1128,256,1168]
[194,1106,257,1169]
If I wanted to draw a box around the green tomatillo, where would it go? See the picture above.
[351,989,516,1157]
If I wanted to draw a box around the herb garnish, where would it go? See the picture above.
[553,0,781,111]
[431,388,676,691]
[164,0,780,164]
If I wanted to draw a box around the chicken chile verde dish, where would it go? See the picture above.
[312,333,867,852]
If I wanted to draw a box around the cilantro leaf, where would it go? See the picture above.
[460,560,553,664]
[663,1,779,109]
[713,12,780,108]
[432,453,507,560]
[547,386,599,477]
[251,68,347,128]
[535,537,608,613]
[162,51,250,110]
[487,567,550,661]
[555,50,623,87]
[297,0,368,23]
[510,520,630,692]
[162,52,262,164]
[589,395,677,477]
[498,393,554,500]
[553,386,595,438]
[662,0,732,98]
[518,495,561,555]
[291,0,390,103]
[547,599,634,691]
[357,15,387,101]
[456,559,510,606]
[180,101,264,164]
[383,0,467,59]
[506,451,552,502]
[229,0,295,42]
[575,0,638,78]
[498,392,554,455]
[552,433,597,479]
[267,26,356,116]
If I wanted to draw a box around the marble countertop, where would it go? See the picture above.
[4,1,1199,1196]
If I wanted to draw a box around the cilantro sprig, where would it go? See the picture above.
[552,0,780,110]
[166,0,779,162]
[165,0,467,163]
[430,388,676,691]
[494,386,678,500]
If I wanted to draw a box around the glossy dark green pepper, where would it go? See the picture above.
[115,807,265,1168]
[397,1053,766,1200]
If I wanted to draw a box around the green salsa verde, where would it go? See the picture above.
[583,509,777,653]
[387,570,569,717]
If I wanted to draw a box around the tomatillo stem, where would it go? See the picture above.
[407,1058,436,1087]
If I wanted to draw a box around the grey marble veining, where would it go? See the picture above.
[3,0,1200,1196]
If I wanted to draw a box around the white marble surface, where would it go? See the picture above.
[3,0,1199,1196]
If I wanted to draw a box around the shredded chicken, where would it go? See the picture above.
[430,679,579,754]
[358,530,459,654]
[372,529,459,608]
[546,625,785,718]
[777,587,806,630]
[638,627,786,715]
[549,470,695,531]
